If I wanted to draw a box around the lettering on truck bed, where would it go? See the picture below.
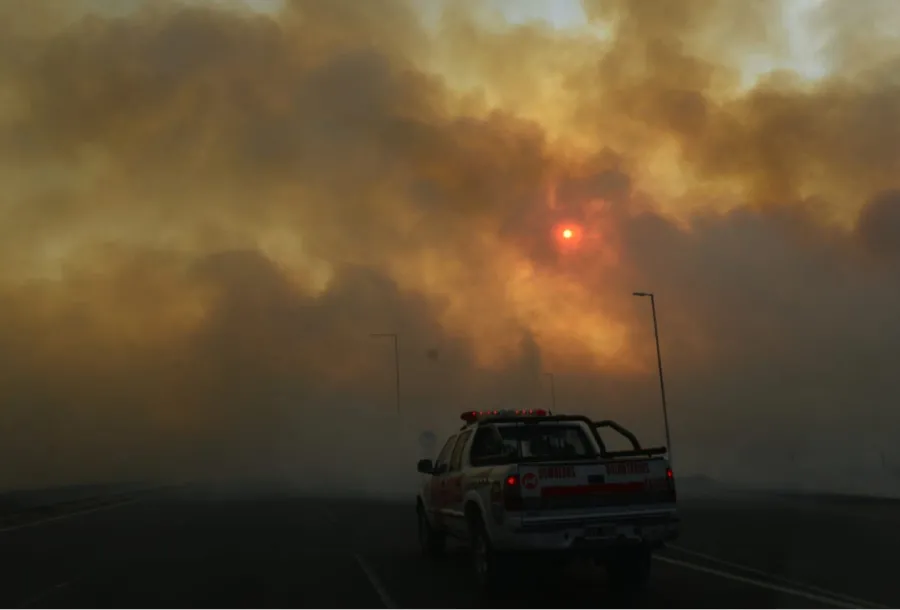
[605,461,650,476]
[538,466,576,479]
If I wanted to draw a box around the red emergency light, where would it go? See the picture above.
[459,408,550,424]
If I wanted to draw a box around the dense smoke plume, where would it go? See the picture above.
[1,0,899,495]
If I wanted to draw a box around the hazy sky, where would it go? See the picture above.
[1,0,899,494]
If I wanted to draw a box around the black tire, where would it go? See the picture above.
[606,547,652,596]
[417,506,446,557]
[469,514,503,594]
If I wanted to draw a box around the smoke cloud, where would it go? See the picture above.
[1,0,899,496]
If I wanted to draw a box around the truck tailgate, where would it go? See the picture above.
[517,458,674,510]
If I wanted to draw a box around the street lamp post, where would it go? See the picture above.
[370,333,400,415]
[632,292,673,465]
[544,372,557,411]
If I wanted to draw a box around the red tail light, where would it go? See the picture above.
[503,474,523,511]
[666,468,673,479]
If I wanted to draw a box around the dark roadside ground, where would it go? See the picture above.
[2,483,897,609]
[0,484,151,530]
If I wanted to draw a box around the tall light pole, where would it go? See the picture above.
[543,372,557,411]
[370,333,400,415]
[633,292,673,465]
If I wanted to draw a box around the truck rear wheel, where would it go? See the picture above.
[469,515,504,594]
[606,547,652,595]
[417,506,446,557]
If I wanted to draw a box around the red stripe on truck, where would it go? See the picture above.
[540,482,646,497]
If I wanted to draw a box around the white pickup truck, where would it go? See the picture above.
[415,409,678,593]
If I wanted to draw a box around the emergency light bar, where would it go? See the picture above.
[460,409,551,424]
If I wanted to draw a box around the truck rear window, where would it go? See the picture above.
[495,423,598,461]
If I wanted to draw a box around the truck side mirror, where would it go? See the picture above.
[417,458,434,474]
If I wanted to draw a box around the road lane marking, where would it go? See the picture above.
[655,556,885,609]
[667,544,890,609]
[18,579,79,608]
[0,499,138,534]
[354,553,398,609]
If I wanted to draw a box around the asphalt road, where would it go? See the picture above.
[3,485,897,609]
